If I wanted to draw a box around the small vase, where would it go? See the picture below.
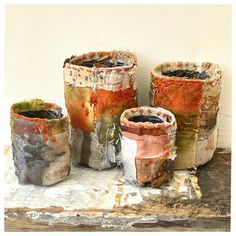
[120,106,177,188]
[64,51,137,170]
[10,99,71,185]
[150,62,222,169]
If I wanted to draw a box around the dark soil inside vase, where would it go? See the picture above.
[65,54,124,68]
[162,69,208,80]
[128,115,163,124]
[80,59,124,68]
[18,109,63,119]
[64,53,127,68]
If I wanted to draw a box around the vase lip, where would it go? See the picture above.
[11,99,67,122]
[120,106,176,129]
[64,50,137,71]
[151,61,221,81]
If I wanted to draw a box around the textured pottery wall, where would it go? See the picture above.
[4,5,231,147]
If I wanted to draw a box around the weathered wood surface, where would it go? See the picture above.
[4,147,231,231]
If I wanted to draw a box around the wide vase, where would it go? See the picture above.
[150,62,222,169]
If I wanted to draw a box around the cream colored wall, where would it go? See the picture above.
[5,5,232,147]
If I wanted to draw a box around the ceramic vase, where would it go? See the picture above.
[120,106,177,187]
[150,62,222,169]
[64,51,137,170]
[10,99,71,185]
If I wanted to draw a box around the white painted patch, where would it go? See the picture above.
[4,183,19,194]
[167,171,190,193]
[26,211,41,220]
[121,136,137,185]
[4,146,202,211]
[44,187,71,199]
[190,175,202,199]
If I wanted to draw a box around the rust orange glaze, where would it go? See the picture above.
[13,113,49,142]
[122,131,172,161]
[152,77,203,114]
[65,83,137,132]
[136,135,172,160]
[94,83,137,120]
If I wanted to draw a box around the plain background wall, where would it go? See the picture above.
[4,5,232,147]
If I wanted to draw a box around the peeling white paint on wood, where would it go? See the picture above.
[5,146,201,212]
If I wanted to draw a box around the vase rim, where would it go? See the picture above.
[120,106,176,130]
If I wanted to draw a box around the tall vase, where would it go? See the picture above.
[64,51,137,170]
[10,99,71,185]
[150,62,222,169]
[120,106,177,187]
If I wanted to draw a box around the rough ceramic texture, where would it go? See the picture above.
[64,51,137,170]
[150,62,222,169]
[10,99,71,186]
[120,106,177,188]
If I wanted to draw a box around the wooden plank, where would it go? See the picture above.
[5,215,230,232]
